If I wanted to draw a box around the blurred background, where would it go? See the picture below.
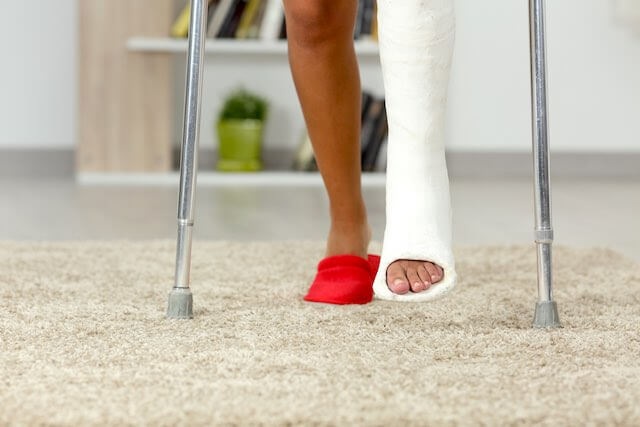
[0,0,638,259]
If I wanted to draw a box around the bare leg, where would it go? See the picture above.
[284,0,370,259]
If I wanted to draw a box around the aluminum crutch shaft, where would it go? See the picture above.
[529,0,561,328]
[167,0,208,319]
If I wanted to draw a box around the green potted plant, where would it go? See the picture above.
[216,89,268,172]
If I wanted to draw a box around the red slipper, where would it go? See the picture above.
[304,253,381,305]
[368,253,380,275]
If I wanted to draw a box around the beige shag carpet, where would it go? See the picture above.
[1,241,640,426]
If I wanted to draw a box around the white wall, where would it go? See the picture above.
[448,0,640,152]
[0,0,76,149]
[0,0,638,152]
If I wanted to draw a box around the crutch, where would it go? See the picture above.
[528,0,561,328]
[167,0,208,319]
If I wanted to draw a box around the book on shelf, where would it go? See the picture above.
[235,0,261,39]
[259,0,285,41]
[208,0,235,38]
[361,100,387,172]
[354,0,378,40]
[361,91,374,123]
[292,90,388,173]
[361,0,376,38]
[170,4,192,38]
[292,133,317,172]
[247,0,268,38]
[171,0,217,38]
[375,136,387,171]
[218,0,247,38]
[171,0,377,42]
[207,1,218,26]
[360,97,387,172]
[279,16,287,39]
[370,1,378,41]
[354,0,366,39]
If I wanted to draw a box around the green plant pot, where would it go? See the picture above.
[216,119,263,172]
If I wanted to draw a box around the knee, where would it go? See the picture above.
[284,0,354,47]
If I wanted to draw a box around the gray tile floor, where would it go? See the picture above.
[1,178,638,260]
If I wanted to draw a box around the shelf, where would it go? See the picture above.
[77,171,386,187]
[126,37,380,56]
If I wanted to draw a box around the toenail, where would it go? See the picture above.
[394,279,407,287]
[431,274,437,281]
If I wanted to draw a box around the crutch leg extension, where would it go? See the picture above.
[529,0,561,328]
[167,0,208,319]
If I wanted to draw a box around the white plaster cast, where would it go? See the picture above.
[372,0,457,302]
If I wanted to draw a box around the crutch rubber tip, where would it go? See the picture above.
[167,288,194,319]
[532,300,562,329]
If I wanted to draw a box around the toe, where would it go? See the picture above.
[386,262,410,295]
[416,264,432,289]
[406,268,426,292]
[423,262,443,284]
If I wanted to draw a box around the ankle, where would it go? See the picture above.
[326,220,371,259]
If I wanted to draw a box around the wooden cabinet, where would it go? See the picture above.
[77,0,176,172]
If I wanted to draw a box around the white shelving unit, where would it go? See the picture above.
[106,37,384,187]
[126,37,380,56]
[77,171,386,187]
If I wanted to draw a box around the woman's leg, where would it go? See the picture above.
[283,0,370,259]
[373,0,458,300]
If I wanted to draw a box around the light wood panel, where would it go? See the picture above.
[77,0,176,172]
